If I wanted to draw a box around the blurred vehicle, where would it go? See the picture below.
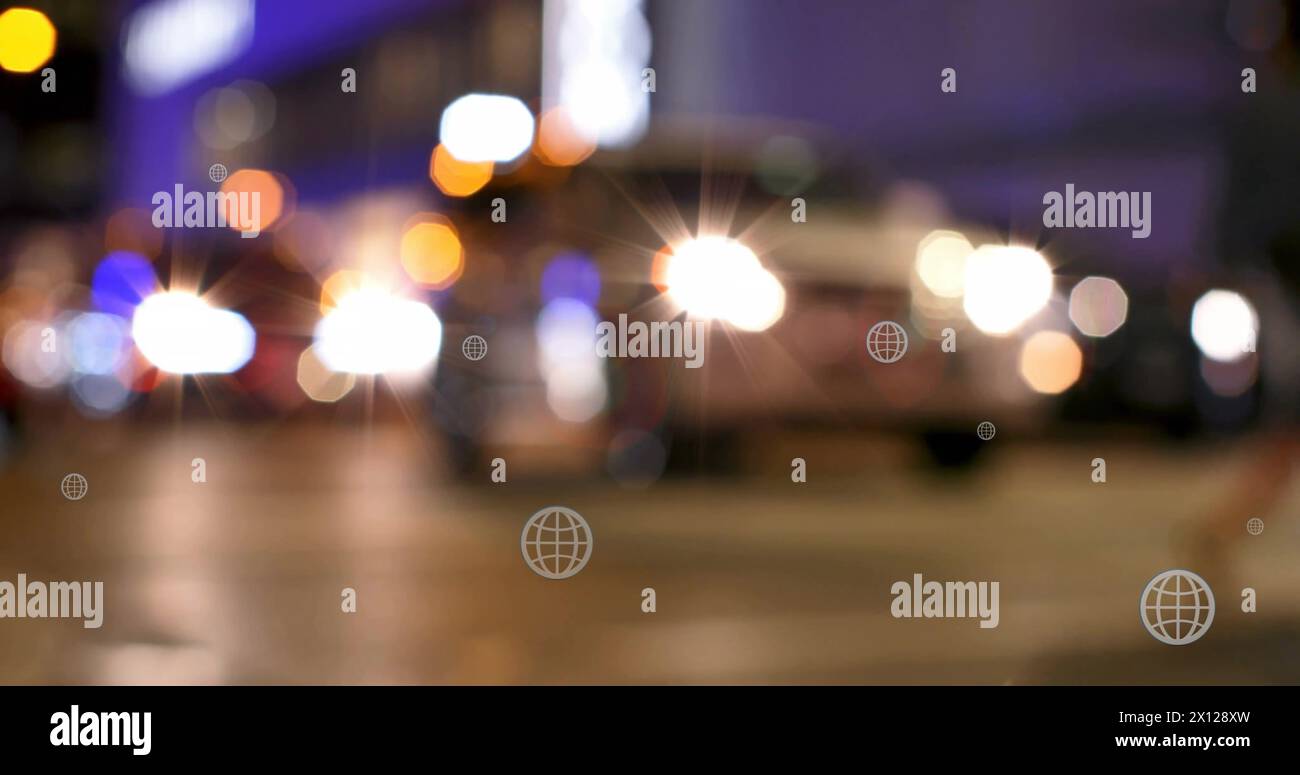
[433,120,1057,475]
[597,124,1058,469]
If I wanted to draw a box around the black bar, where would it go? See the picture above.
[0,686,1282,762]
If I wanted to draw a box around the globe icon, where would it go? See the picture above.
[1246,517,1264,536]
[60,473,88,501]
[208,163,228,183]
[461,334,487,361]
[1140,569,1214,645]
[976,421,996,440]
[866,320,908,363]
[520,506,592,579]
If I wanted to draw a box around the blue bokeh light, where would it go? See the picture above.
[92,251,158,319]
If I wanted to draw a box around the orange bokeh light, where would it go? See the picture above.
[320,270,372,314]
[220,169,286,232]
[650,246,673,292]
[534,107,596,167]
[399,217,463,289]
[429,144,493,197]
[1019,331,1083,394]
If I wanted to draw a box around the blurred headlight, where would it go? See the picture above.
[132,292,255,375]
[1191,289,1257,363]
[664,237,785,332]
[962,245,1053,336]
[313,289,441,375]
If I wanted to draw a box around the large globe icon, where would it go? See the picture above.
[60,473,88,501]
[461,334,487,361]
[1140,569,1214,645]
[521,506,592,579]
[866,320,908,363]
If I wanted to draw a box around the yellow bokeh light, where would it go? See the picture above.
[220,169,286,232]
[1019,330,1083,394]
[534,107,596,167]
[429,144,492,197]
[400,218,463,288]
[0,8,56,73]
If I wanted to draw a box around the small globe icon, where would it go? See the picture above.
[60,473,88,501]
[461,334,487,361]
[1140,569,1214,645]
[208,163,228,183]
[520,506,592,579]
[1246,517,1264,536]
[866,320,908,363]
[976,421,996,441]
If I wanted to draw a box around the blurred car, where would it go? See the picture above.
[436,120,1055,475]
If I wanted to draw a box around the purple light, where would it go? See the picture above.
[91,251,158,319]
[540,253,601,307]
